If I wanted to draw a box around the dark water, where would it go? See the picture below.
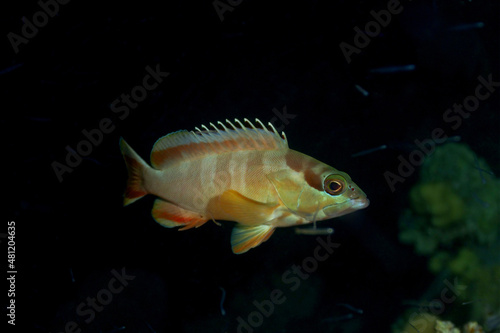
[5,0,499,332]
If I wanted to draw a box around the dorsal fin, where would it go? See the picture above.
[150,118,289,168]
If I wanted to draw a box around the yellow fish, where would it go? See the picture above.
[120,118,369,254]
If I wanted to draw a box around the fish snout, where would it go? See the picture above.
[346,184,369,209]
[322,196,369,218]
[351,197,369,209]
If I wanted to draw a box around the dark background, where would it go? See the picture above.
[3,0,499,332]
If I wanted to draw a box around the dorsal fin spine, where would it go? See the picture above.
[226,119,237,131]
[228,119,245,148]
[209,123,227,152]
[234,119,251,148]
[244,118,264,147]
[200,125,217,145]
[237,118,259,147]
[192,130,210,154]
[220,121,239,150]
[196,128,213,149]
[255,118,271,148]
[222,120,241,149]
[268,121,279,137]
[254,118,266,129]
[281,131,288,144]
[234,118,245,131]
[150,118,289,168]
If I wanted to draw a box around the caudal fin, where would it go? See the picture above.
[120,138,149,206]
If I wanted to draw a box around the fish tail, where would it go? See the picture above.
[120,138,150,206]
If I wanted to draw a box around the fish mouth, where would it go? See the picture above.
[351,197,370,209]
[322,197,370,217]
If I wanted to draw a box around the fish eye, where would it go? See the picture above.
[324,175,346,196]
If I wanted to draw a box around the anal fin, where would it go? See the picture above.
[152,199,208,231]
[231,224,275,254]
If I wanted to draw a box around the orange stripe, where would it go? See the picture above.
[304,169,323,191]
[285,150,306,172]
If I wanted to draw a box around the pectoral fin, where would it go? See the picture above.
[231,224,275,254]
[219,190,278,226]
[266,169,305,212]
[152,199,208,231]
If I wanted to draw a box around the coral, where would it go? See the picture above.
[448,248,481,281]
[394,314,485,333]
[399,143,500,253]
[463,321,484,333]
[416,143,500,244]
[397,143,500,327]
[409,182,465,228]
[435,320,460,333]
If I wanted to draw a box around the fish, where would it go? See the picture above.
[120,118,369,254]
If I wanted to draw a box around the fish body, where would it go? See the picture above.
[120,118,369,254]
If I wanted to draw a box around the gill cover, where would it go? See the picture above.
[266,169,322,214]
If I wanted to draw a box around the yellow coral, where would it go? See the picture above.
[409,182,465,227]
[463,321,484,333]
[435,320,460,333]
[395,313,488,333]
